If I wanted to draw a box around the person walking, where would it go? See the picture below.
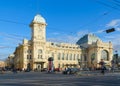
[99,59,106,75]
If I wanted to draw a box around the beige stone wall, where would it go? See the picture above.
[87,40,113,68]
[0,61,5,67]
[45,42,82,70]
[12,14,113,71]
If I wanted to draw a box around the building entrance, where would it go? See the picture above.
[35,62,45,71]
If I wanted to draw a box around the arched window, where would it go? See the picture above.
[91,53,95,61]
[38,49,42,54]
[101,50,109,61]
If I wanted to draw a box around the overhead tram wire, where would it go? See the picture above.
[94,0,120,13]
[70,11,110,36]
[0,18,28,26]
[46,12,109,43]
[47,0,120,35]
[0,18,30,39]
[113,0,120,4]
[107,0,120,8]
[47,11,110,43]
[0,32,28,39]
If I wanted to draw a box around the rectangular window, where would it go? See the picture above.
[77,54,79,60]
[30,55,32,59]
[62,53,64,60]
[27,55,29,59]
[38,55,40,59]
[73,54,76,60]
[70,54,72,60]
[66,53,68,60]
[58,53,61,60]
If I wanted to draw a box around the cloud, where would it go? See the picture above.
[95,29,105,33]
[47,35,78,43]
[47,30,89,44]
[116,27,120,31]
[77,30,89,37]
[51,32,60,35]
[104,35,115,39]
[106,19,120,27]
[103,33,120,53]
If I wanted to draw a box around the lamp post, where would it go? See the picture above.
[115,50,118,67]
[78,59,81,68]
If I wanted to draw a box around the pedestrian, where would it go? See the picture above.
[99,59,106,75]
[111,60,115,73]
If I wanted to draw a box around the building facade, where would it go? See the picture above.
[12,14,113,71]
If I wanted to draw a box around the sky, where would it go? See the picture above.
[0,0,120,60]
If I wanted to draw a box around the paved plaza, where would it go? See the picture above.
[0,71,120,86]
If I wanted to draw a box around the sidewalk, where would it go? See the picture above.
[76,70,120,76]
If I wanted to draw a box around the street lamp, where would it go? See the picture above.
[78,59,81,68]
[115,51,118,67]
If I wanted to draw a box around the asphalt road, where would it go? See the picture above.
[0,71,120,86]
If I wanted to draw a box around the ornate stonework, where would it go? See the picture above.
[11,14,113,70]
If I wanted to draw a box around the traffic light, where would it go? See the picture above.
[115,54,118,59]
[106,28,115,33]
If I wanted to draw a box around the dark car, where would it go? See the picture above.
[62,68,79,74]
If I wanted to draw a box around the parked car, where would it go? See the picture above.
[62,68,79,74]
[41,68,47,72]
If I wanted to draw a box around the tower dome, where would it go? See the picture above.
[32,14,46,24]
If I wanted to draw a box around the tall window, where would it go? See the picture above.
[101,50,109,61]
[30,55,32,59]
[27,55,29,59]
[70,53,72,60]
[66,53,68,60]
[58,53,61,60]
[38,49,42,59]
[77,54,79,60]
[91,53,95,62]
[58,63,60,68]
[27,55,32,59]
[62,53,64,60]
[73,54,76,60]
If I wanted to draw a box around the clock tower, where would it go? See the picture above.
[30,14,47,69]
[30,14,46,42]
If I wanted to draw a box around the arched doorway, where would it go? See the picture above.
[91,53,96,70]
[27,63,31,71]
[101,50,109,61]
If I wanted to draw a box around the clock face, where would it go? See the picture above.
[38,28,43,36]
[39,29,42,32]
